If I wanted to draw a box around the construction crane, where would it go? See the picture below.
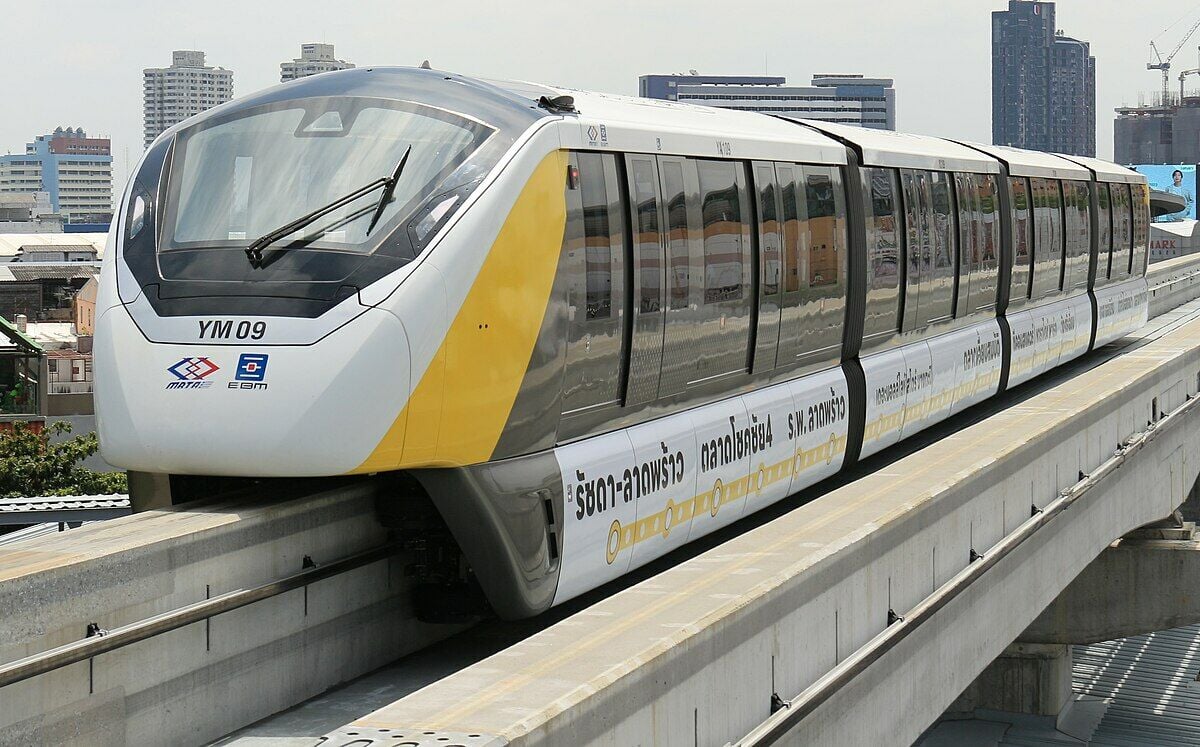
[1150,13,1200,105]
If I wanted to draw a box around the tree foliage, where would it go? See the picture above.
[0,421,127,499]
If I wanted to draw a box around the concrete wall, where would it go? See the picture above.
[342,305,1200,746]
[0,484,462,746]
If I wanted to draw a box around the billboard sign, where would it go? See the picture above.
[1132,164,1196,222]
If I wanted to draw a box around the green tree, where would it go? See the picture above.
[0,421,127,499]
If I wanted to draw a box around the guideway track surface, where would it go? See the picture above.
[305,310,1200,743]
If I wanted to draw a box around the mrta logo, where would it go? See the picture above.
[166,357,219,390]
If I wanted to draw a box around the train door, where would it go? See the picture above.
[656,156,702,397]
[560,152,628,424]
[623,154,666,407]
[689,159,754,385]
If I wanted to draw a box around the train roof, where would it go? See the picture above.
[1054,154,1144,184]
[793,120,1001,175]
[490,79,849,165]
[954,141,1090,180]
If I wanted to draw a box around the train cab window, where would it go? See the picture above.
[923,171,956,324]
[697,160,745,304]
[1131,183,1149,277]
[1096,182,1113,284]
[861,167,902,343]
[560,151,627,419]
[662,161,690,310]
[1110,183,1132,281]
[1009,177,1033,303]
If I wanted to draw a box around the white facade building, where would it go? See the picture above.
[281,43,354,82]
[143,51,233,148]
[645,74,897,130]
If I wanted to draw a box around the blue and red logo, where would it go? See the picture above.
[166,357,219,390]
[235,353,268,382]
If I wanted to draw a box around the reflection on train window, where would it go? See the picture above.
[972,174,999,312]
[1096,182,1113,283]
[1109,183,1132,281]
[1009,177,1032,301]
[578,152,612,320]
[926,171,955,322]
[696,159,744,304]
[1131,183,1149,276]
[757,165,780,297]
[779,166,803,294]
[805,167,843,288]
[662,161,690,310]
[861,167,900,340]
[630,158,662,312]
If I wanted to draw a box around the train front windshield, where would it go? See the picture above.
[160,97,494,254]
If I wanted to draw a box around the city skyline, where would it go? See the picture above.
[1,0,1195,191]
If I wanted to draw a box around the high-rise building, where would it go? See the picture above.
[0,128,112,226]
[1115,100,1200,164]
[640,73,896,129]
[143,50,233,148]
[992,1,1096,156]
[281,43,354,82]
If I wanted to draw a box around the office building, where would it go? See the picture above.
[992,0,1096,156]
[281,43,354,82]
[640,73,896,129]
[0,128,111,226]
[143,50,233,148]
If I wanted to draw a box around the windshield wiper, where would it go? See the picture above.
[244,145,413,268]
[366,145,411,236]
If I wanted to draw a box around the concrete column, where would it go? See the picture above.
[948,642,1073,717]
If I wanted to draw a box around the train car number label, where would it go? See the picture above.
[198,320,267,340]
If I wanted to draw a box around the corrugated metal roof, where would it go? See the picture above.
[1075,625,1200,745]
[5,264,97,282]
[919,625,1200,746]
[0,522,75,546]
[0,233,106,258]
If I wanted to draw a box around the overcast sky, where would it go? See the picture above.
[5,0,1200,190]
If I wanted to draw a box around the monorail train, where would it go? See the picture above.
[95,67,1150,619]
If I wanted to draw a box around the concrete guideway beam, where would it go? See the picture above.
[331,307,1200,746]
[1148,253,1200,317]
[1022,532,1200,645]
[0,484,463,746]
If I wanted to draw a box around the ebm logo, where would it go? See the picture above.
[231,353,269,391]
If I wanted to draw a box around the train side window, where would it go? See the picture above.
[697,159,745,304]
[953,173,977,318]
[1029,177,1060,300]
[579,152,614,320]
[971,174,1000,313]
[776,165,809,365]
[861,167,902,343]
[798,165,848,362]
[661,161,690,310]
[751,162,783,373]
[1110,183,1132,281]
[621,155,666,407]
[1009,177,1033,303]
[1131,183,1149,277]
[1096,182,1113,285]
[900,169,923,331]
[1067,181,1091,290]
[922,171,955,324]
[560,151,627,418]
[804,166,846,290]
